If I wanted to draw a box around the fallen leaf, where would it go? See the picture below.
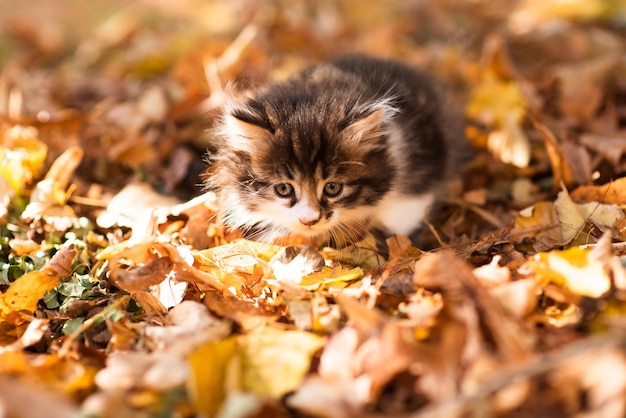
[571,177,626,205]
[188,337,238,418]
[299,266,364,291]
[526,246,612,298]
[239,327,325,398]
[532,120,574,189]
[20,146,83,225]
[0,375,75,418]
[511,201,562,244]
[0,124,47,194]
[0,245,76,324]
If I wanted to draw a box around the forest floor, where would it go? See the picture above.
[2,0,626,417]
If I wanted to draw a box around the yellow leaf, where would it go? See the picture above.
[0,270,62,323]
[466,71,526,127]
[554,187,587,244]
[486,125,530,168]
[528,247,611,298]
[194,240,280,295]
[0,126,47,193]
[188,337,238,418]
[299,266,364,291]
[571,177,626,204]
[0,350,29,373]
[0,245,76,325]
[239,327,325,398]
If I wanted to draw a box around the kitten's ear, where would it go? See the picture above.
[221,113,271,152]
[344,106,394,147]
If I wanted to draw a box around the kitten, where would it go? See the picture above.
[207,54,464,247]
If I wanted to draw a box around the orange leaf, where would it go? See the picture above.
[0,246,76,325]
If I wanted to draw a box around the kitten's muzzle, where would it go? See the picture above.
[299,215,321,227]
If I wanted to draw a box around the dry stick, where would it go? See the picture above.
[58,295,130,358]
[408,330,626,418]
[67,195,109,208]
[216,24,258,70]
[448,198,506,229]
[423,216,447,248]
[580,241,626,253]
[201,24,258,112]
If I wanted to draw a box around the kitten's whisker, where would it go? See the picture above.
[337,161,366,168]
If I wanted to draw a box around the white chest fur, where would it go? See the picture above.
[372,190,435,236]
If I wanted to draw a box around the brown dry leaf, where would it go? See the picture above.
[413,251,536,362]
[194,240,280,296]
[412,251,537,413]
[472,256,538,318]
[203,292,281,331]
[554,186,624,245]
[555,54,621,121]
[531,120,575,189]
[356,321,423,398]
[7,318,49,350]
[108,242,175,292]
[95,351,188,392]
[571,177,626,205]
[290,321,421,416]
[145,300,231,354]
[580,132,626,170]
[109,241,227,295]
[0,245,76,324]
[560,141,593,185]
[489,279,538,319]
[548,346,626,418]
[170,191,221,249]
[510,201,562,244]
[0,375,75,418]
[321,235,385,272]
[287,374,371,418]
[403,289,444,328]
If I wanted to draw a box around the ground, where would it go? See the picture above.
[2,1,626,417]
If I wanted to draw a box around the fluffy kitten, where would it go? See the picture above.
[207,54,463,246]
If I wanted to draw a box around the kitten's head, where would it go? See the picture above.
[208,80,397,244]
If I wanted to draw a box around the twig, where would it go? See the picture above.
[448,198,506,229]
[423,216,446,248]
[579,241,626,253]
[216,24,258,70]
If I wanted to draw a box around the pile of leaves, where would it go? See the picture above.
[2,0,626,417]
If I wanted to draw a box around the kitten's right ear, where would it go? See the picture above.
[221,113,270,152]
[344,105,396,148]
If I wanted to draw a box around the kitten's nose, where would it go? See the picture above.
[299,216,320,226]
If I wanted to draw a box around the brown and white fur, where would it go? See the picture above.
[207,54,464,247]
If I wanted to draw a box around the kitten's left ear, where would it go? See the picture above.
[344,106,394,147]
[221,113,271,153]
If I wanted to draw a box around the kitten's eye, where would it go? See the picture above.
[323,182,343,197]
[274,183,295,198]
